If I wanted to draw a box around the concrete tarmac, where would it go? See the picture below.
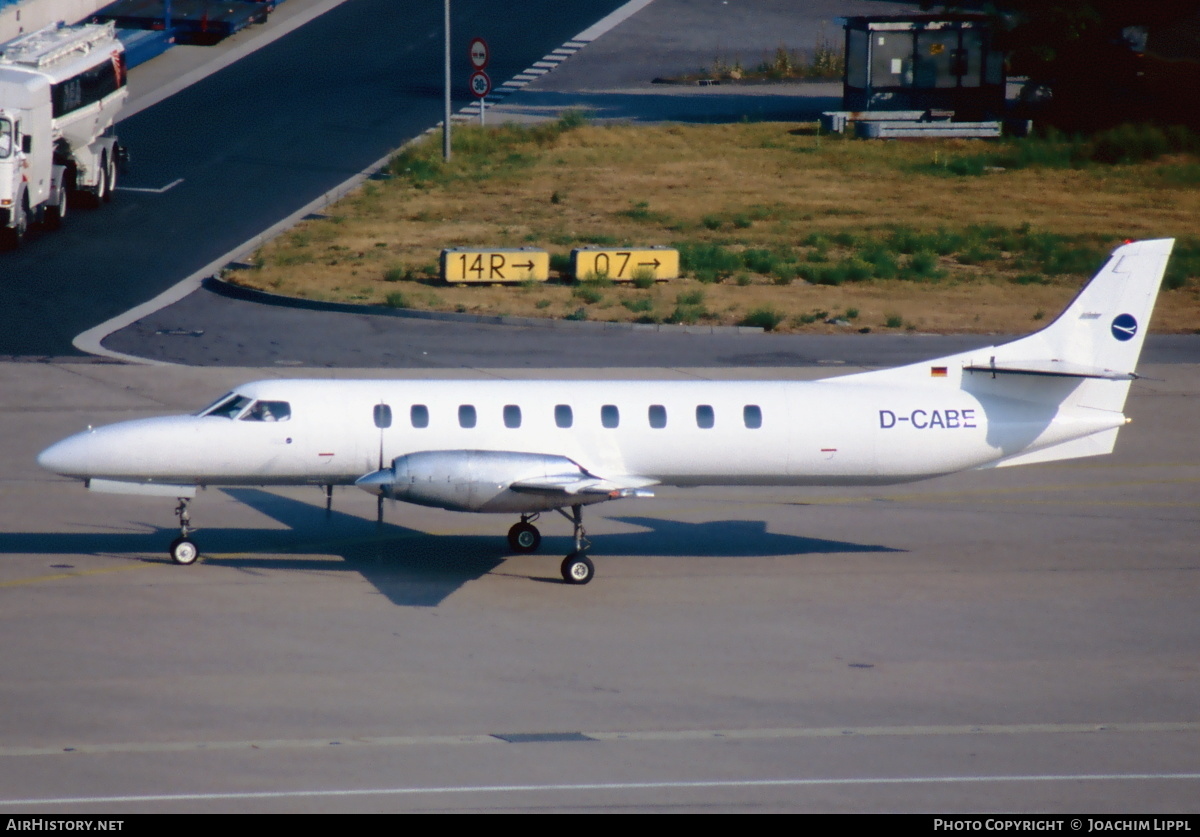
[0,362,1196,812]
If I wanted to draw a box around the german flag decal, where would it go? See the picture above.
[931,367,948,377]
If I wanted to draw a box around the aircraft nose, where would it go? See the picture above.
[37,431,94,477]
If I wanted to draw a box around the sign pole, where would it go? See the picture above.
[443,0,451,161]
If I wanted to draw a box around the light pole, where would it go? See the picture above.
[443,0,451,161]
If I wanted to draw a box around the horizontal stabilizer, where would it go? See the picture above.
[963,359,1135,380]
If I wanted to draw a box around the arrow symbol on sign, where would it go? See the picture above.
[638,259,662,269]
[511,261,535,270]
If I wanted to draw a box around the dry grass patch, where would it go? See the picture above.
[237,118,1200,334]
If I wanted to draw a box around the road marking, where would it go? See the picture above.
[116,178,184,194]
[0,561,151,589]
[3,772,1199,807]
[3,721,1195,758]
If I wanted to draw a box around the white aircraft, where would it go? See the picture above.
[38,238,1174,584]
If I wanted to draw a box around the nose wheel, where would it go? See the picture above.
[169,498,200,565]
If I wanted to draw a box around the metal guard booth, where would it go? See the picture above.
[842,15,1005,119]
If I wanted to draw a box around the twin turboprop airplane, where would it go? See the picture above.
[38,239,1174,584]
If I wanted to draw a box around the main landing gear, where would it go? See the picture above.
[168,498,200,565]
[507,514,542,553]
[558,505,594,585]
[506,505,595,584]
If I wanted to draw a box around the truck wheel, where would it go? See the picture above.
[94,164,108,205]
[103,159,116,203]
[45,189,67,230]
[3,204,27,249]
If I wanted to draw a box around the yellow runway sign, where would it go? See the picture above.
[571,247,678,281]
[442,248,549,283]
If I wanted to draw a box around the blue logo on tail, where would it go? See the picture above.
[1111,314,1138,341]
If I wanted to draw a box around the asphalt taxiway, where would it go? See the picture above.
[0,362,1196,812]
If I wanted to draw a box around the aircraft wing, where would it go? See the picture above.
[510,473,658,500]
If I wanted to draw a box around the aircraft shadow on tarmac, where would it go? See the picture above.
[2,489,901,607]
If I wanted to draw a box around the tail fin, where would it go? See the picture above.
[833,239,1173,468]
[986,238,1173,376]
[836,238,1173,415]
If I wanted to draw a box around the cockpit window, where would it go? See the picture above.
[241,400,291,422]
[198,394,252,419]
[0,118,12,159]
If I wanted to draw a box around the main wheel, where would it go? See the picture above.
[507,521,541,553]
[169,536,200,565]
[561,552,594,585]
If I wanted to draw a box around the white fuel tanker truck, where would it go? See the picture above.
[0,21,127,247]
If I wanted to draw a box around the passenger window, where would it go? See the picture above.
[555,404,573,428]
[601,404,619,428]
[743,405,763,429]
[411,404,429,428]
[242,400,291,422]
[459,405,477,428]
[373,404,392,429]
[696,405,714,429]
[504,404,521,428]
[648,404,667,429]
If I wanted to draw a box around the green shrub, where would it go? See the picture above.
[842,258,873,282]
[860,246,898,279]
[741,307,784,330]
[669,304,707,324]
[677,242,742,281]
[573,285,604,304]
[903,250,944,280]
[549,253,572,276]
[631,268,657,289]
[741,248,779,275]
[772,264,799,285]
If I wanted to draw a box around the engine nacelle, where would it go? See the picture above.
[356,450,599,513]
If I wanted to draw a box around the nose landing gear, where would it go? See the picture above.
[168,498,200,565]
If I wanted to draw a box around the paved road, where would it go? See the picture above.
[103,279,1200,368]
[0,0,628,358]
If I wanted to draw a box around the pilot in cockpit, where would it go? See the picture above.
[248,402,277,422]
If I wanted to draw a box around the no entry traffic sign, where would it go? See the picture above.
[469,37,489,70]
